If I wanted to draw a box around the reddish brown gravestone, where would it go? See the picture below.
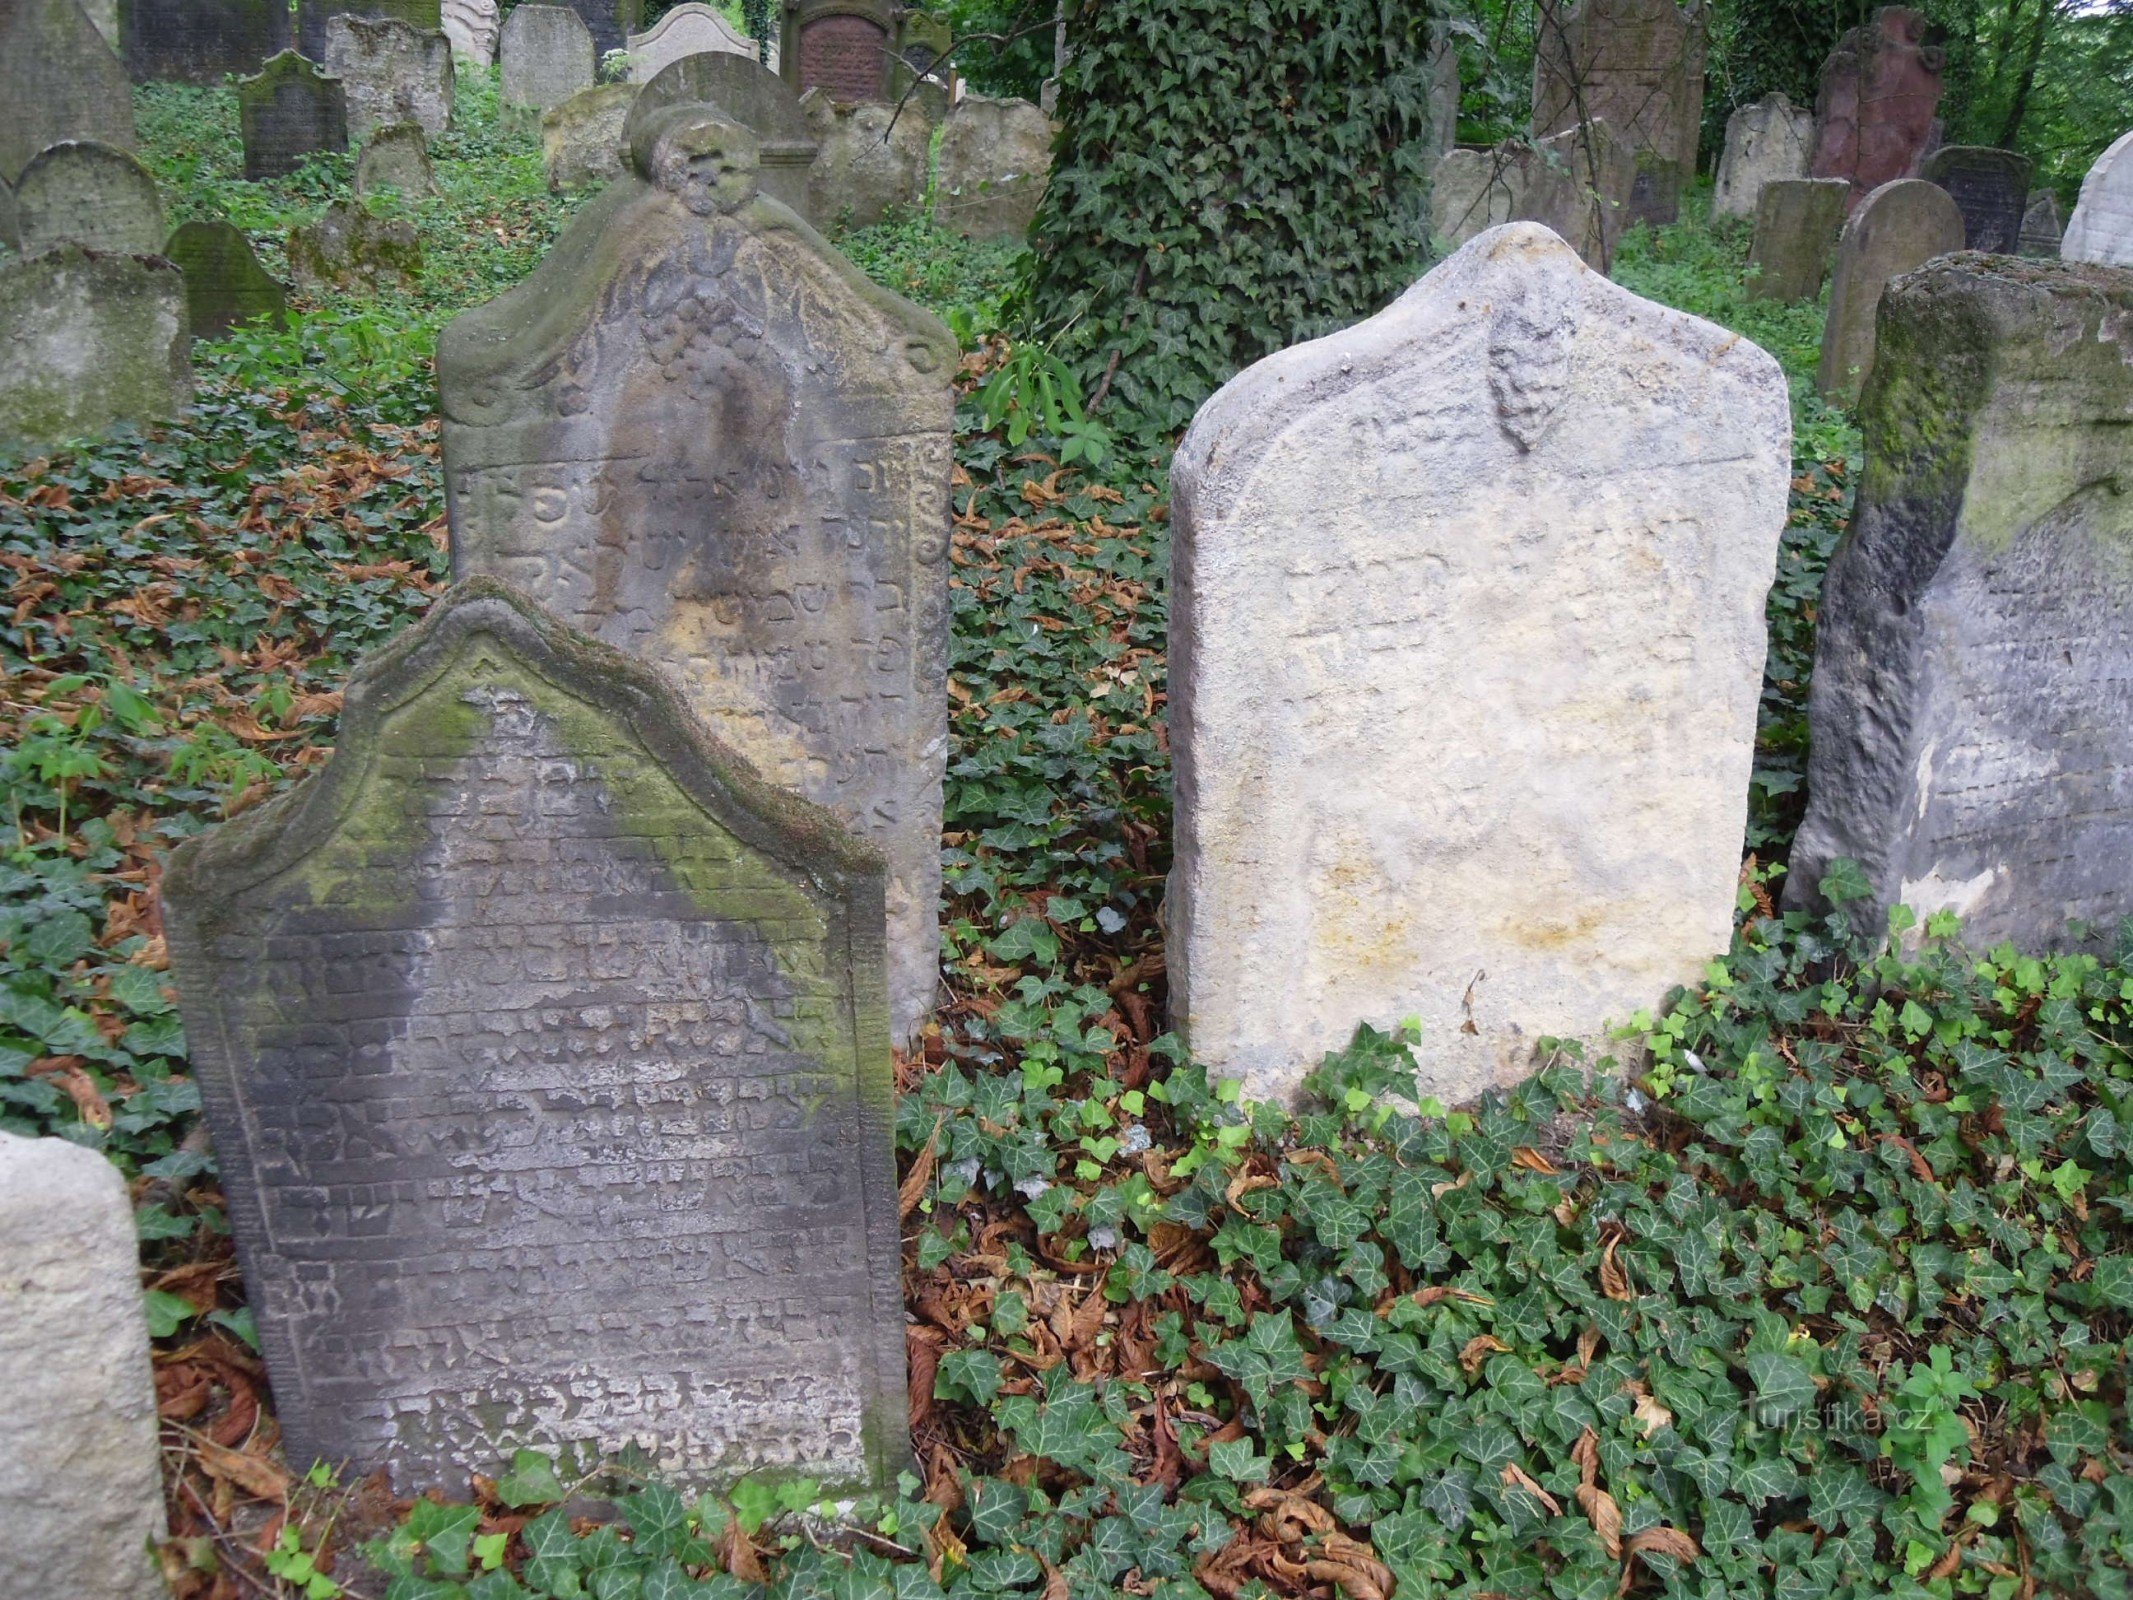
[789,3,888,102]
[1810,6,1946,209]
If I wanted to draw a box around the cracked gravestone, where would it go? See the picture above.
[1810,7,1946,207]
[1712,91,1813,220]
[1817,176,1963,401]
[13,140,164,256]
[0,246,190,452]
[1430,122,1634,273]
[239,50,350,180]
[803,92,929,230]
[162,578,908,1495]
[1167,221,1790,1106]
[324,14,454,140]
[0,0,136,183]
[1921,144,2031,254]
[165,218,288,338]
[296,0,440,62]
[287,198,423,292]
[932,95,1053,243]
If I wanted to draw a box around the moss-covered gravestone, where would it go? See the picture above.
[354,120,436,196]
[162,579,907,1495]
[287,198,422,292]
[13,140,165,257]
[0,0,136,183]
[239,50,350,180]
[1817,177,1964,402]
[165,219,287,339]
[295,0,440,63]
[623,51,817,216]
[1746,177,1848,303]
[0,246,189,453]
[324,14,454,141]
[1789,257,2133,948]
[120,0,290,85]
[441,108,952,1044]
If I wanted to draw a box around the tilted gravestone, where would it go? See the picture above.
[803,94,929,231]
[1168,221,1789,1106]
[2063,128,2133,268]
[165,219,288,339]
[1530,0,1704,227]
[296,0,440,62]
[1810,7,1946,208]
[0,0,137,183]
[240,51,350,180]
[287,198,423,292]
[2019,191,2062,258]
[13,140,165,257]
[440,0,497,63]
[0,247,190,452]
[355,119,437,195]
[1747,176,1849,303]
[162,578,908,1495]
[441,108,955,1043]
[782,0,893,103]
[1430,122,1634,274]
[1921,144,2031,254]
[1817,176,1963,401]
[1712,91,1813,221]
[325,15,455,140]
[933,96,1053,244]
[0,1133,167,1600]
[627,1,762,79]
[499,3,596,115]
[121,0,290,84]
[541,81,635,192]
[1789,256,2133,949]
[623,52,817,216]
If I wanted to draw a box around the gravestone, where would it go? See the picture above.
[932,96,1054,244]
[1789,256,2133,949]
[1810,7,1946,207]
[1712,91,1813,220]
[356,119,437,194]
[296,0,440,62]
[287,198,423,292]
[1428,28,1460,160]
[441,107,955,1043]
[1431,148,1515,250]
[1921,144,2030,254]
[1530,0,1703,227]
[0,0,137,183]
[558,0,636,61]
[1168,220,1788,1106]
[627,1,758,79]
[121,0,290,84]
[2019,190,2061,257]
[325,15,455,140]
[0,247,189,452]
[162,578,908,1496]
[1746,176,1848,302]
[0,177,16,250]
[783,0,892,103]
[0,1133,166,1600]
[13,141,165,257]
[1431,124,1633,273]
[165,219,288,338]
[76,0,116,46]
[623,52,817,216]
[2063,128,2133,268]
[803,93,928,229]
[889,8,950,122]
[499,3,596,115]
[440,0,497,63]
[1817,176,1963,401]
[240,50,350,180]
[541,81,635,191]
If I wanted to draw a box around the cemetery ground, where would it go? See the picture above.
[1,73,2131,1600]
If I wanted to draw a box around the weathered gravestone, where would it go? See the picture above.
[1530,0,1704,227]
[556,0,637,62]
[296,0,440,63]
[356,119,437,195]
[782,0,893,103]
[1921,144,2031,254]
[0,1133,166,1600]
[441,108,955,1043]
[623,52,817,216]
[0,0,136,183]
[1431,147,1516,249]
[2019,191,2062,258]
[1712,91,1813,220]
[0,177,16,250]
[1789,256,2133,949]
[288,198,423,292]
[0,247,189,452]
[165,218,288,338]
[13,140,165,257]
[499,3,596,116]
[1430,122,1634,273]
[1427,27,1460,160]
[1811,6,1946,208]
[76,0,115,46]
[932,96,1055,244]
[1817,176,1963,401]
[162,578,908,1495]
[890,8,950,121]
[121,0,290,83]
[628,2,761,80]
[325,15,455,140]
[803,93,928,229]
[541,81,635,192]
[2063,128,2133,268]
[240,50,350,180]
[1747,176,1848,302]
[440,0,497,63]
[1168,221,1789,1106]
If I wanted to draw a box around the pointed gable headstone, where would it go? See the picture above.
[240,50,351,180]
[0,0,137,183]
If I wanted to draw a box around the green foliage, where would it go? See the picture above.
[833,214,1027,334]
[1021,0,1443,433]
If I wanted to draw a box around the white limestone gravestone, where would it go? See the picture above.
[1712,91,1814,220]
[2064,128,2133,268]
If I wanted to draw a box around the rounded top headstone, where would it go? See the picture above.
[629,105,761,214]
[624,49,813,157]
[13,138,165,255]
[2063,126,2133,268]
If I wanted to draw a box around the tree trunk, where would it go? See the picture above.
[1997,0,2061,150]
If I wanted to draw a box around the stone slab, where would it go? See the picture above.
[13,139,164,256]
[0,176,16,250]
[296,0,439,62]
[355,119,437,195]
[623,51,816,216]
[121,0,290,84]
[0,1133,166,1600]
[1810,6,1946,207]
[1817,176,1963,401]
[1921,144,2031,254]
[785,0,893,103]
[240,49,350,180]
[1712,91,1813,220]
[288,197,423,292]
[1747,176,1848,302]
[1430,123,1634,273]
[1167,221,1790,1105]
[541,80,635,191]
[325,14,455,140]
[166,218,288,338]
[2063,128,2133,268]
[627,1,760,80]
[932,95,1054,243]
[500,2,595,112]
[1427,28,1460,160]
[0,246,189,453]
[0,0,137,183]
[2019,190,2062,258]
[441,0,497,63]
[441,107,954,1043]
[1530,0,1703,227]
[801,92,927,230]
[1789,256,2133,949]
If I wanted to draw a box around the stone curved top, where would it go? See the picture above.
[623,48,814,155]
[243,46,341,86]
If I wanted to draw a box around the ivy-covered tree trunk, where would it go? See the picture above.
[1021,0,1442,433]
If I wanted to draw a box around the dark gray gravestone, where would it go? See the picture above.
[1746,176,1849,303]
[622,51,817,215]
[161,578,907,1496]
[2019,190,2062,258]
[0,0,137,183]
[558,0,636,60]
[1921,144,2032,254]
[165,220,286,338]
[1789,256,2133,948]
[441,108,952,1044]
[239,51,350,180]
[120,0,290,85]
[295,0,439,64]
